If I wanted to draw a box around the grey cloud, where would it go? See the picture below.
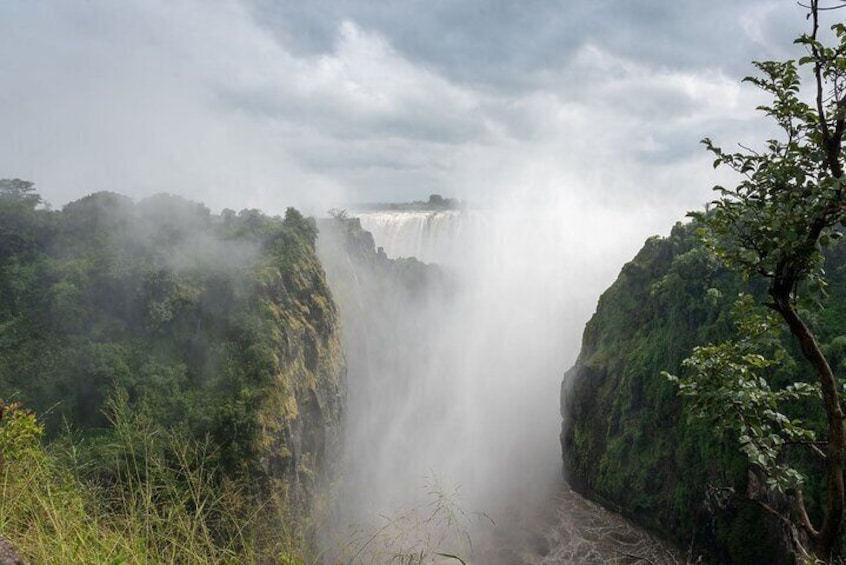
[244,0,803,91]
[0,0,825,215]
[217,84,489,144]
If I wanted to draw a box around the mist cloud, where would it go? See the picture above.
[0,0,812,224]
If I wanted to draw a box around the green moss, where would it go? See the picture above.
[562,220,799,562]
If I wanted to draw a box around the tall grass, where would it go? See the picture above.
[0,395,307,564]
[329,475,485,565]
[0,397,475,564]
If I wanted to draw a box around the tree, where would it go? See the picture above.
[666,1,846,561]
[0,178,41,208]
[0,179,48,260]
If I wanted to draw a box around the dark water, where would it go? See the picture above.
[537,486,681,564]
[473,485,682,565]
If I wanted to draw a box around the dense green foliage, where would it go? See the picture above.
[565,5,846,562]
[563,220,846,561]
[669,4,846,559]
[563,221,832,562]
[0,182,345,561]
[0,397,259,564]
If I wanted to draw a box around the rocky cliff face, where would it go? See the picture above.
[560,221,791,563]
[245,208,346,547]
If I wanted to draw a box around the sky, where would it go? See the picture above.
[0,0,819,219]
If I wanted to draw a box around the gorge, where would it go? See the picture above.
[341,204,846,563]
[4,1,845,562]
[5,184,843,563]
[0,184,689,563]
[326,204,684,563]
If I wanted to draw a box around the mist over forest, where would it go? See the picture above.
[0,178,679,563]
[3,1,846,564]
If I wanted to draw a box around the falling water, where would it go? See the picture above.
[322,201,679,564]
[354,210,485,265]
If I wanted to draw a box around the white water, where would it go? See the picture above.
[354,210,484,265]
[325,200,678,563]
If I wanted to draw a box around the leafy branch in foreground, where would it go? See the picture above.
[668,0,846,561]
[667,296,818,495]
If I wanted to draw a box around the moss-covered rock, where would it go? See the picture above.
[561,221,793,563]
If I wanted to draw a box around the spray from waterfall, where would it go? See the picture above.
[317,188,676,562]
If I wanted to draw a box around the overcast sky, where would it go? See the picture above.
[0,0,821,219]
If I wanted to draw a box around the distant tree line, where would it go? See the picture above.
[353,193,463,211]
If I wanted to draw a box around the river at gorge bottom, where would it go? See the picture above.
[473,484,683,565]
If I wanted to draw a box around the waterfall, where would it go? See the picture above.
[322,199,680,563]
[321,204,586,560]
[355,210,483,265]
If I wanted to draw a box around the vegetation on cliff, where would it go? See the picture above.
[0,180,345,562]
[562,219,846,562]
[563,3,846,560]
[665,1,846,560]
[561,220,765,561]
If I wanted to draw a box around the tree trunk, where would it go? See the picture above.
[773,295,844,561]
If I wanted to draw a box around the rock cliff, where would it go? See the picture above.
[560,221,791,562]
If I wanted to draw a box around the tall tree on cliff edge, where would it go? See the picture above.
[667,1,846,561]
